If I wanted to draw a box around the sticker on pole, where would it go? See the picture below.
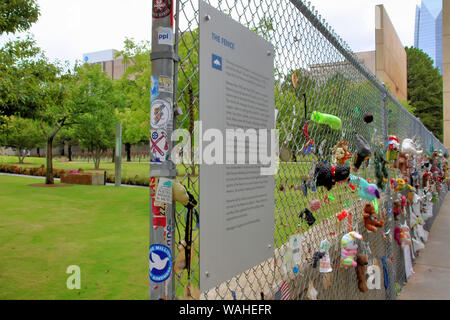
[151,99,172,129]
[149,244,172,283]
[150,129,169,162]
[158,27,173,46]
[155,178,173,204]
[158,76,173,93]
[151,76,159,103]
[153,0,172,18]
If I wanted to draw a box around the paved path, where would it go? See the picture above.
[398,193,450,299]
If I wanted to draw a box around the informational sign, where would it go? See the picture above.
[199,1,275,292]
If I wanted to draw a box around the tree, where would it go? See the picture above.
[71,63,122,170]
[0,0,40,35]
[116,39,151,161]
[2,116,45,163]
[0,36,60,119]
[405,46,443,141]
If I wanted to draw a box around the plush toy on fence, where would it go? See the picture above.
[374,148,389,189]
[315,163,350,191]
[356,254,369,293]
[393,199,402,220]
[363,203,385,232]
[354,134,371,171]
[299,208,316,226]
[319,239,332,273]
[394,225,412,249]
[310,199,321,211]
[331,140,352,165]
[340,231,363,267]
[401,138,423,155]
[387,135,400,160]
[310,111,342,130]
[394,152,409,176]
[349,175,380,201]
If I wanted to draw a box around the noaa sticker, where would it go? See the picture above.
[149,244,172,283]
[151,76,159,103]
[151,99,172,129]
[158,27,173,46]
[153,0,172,18]
[158,76,173,93]
[150,129,169,162]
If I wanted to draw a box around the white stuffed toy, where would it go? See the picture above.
[402,138,423,155]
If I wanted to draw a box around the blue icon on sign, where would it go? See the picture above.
[212,54,222,71]
[149,244,172,283]
[84,56,89,62]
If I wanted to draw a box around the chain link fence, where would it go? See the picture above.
[169,0,449,300]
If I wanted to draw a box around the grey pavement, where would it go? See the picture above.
[397,193,450,300]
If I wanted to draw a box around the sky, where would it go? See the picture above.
[2,0,422,66]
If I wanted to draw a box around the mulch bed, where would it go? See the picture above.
[29,184,73,188]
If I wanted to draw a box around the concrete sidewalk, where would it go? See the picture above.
[397,193,450,299]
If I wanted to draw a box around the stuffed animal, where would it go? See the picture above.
[394,178,406,192]
[402,138,423,155]
[374,148,389,189]
[331,140,352,165]
[355,254,369,293]
[393,199,402,220]
[394,152,409,176]
[354,134,371,171]
[349,174,380,201]
[423,172,431,188]
[363,113,373,124]
[340,231,363,267]
[363,203,385,232]
[315,163,350,191]
[310,111,342,130]
[299,208,316,226]
[387,135,400,160]
[394,225,412,249]
[310,199,321,211]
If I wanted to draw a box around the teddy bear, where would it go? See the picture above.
[340,231,363,267]
[315,163,350,191]
[355,254,368,293]
[394,152,409,176]
[363,203,385,232]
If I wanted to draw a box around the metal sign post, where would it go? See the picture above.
[149,0,178,300]
[115,123,122,187]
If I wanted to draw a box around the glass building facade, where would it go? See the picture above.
[414,0,443,74]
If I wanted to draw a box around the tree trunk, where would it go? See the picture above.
[68,145,72,161]
[46,137,54,184]
[18,151,24,164]
[37,147,40,157]
[125,143,131,162]
[112,147,115,163]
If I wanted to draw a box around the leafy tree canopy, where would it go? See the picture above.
[0,0,40,34]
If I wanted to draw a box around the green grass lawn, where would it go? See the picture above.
[0,175,148,299]
[0,159,372,299]
[0,155,191,181]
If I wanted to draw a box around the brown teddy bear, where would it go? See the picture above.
[393,152,409,176]
[363,203,385,232]
[356,254,368,293]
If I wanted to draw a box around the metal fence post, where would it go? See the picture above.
[149,0,178,300]
[380,85,395,300]
[115,123,122,187]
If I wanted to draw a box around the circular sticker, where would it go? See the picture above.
[153,0,172,18]
[149,244,172,283]
[151,99,172,129]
